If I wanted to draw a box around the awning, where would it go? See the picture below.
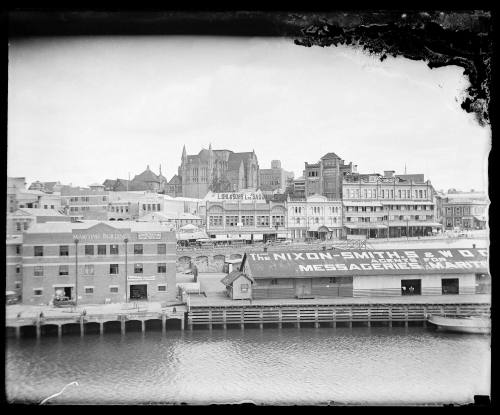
[318,226,330,233]
[474,216,487,222]
[343,201,383,207]
[388,221,442,227]
[277,233,288,238]
[344,223,387,229]
[253,233,264,241]
[380,201,434,205]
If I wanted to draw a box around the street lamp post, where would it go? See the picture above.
[124,238,128,303]
[74,239,79,306]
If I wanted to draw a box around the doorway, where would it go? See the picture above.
[295,279,312,298]
[442,278,459,295]
[401,279,421,296]
[129,284,148,300]
[54,286,73,299]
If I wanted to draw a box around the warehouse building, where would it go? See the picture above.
[21,220,177,305]
[236,248,489,300]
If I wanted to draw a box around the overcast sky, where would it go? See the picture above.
[8,36,490,192]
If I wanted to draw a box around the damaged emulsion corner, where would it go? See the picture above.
[289,10,492,127]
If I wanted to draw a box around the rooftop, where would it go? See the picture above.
[25,220,174,234]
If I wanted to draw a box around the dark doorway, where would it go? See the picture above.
[442,278,459,295]
[130,284,148,300]
[401,279,421,296]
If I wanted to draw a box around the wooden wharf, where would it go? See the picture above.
[187,302,490,330]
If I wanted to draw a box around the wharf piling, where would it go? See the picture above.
[7,307,187,339]
[187,302,490,330]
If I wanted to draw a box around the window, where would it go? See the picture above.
[110,286,119,293]
[60,245,69,256]
[257,216,269,227]
[157,244,166,255]
[134,263,143,274]
[15,281,21,289]
[110,244,119,255]
[271,279,278,285]
[241,215,254,226]
[16,245,21,255]
[240,283,249,293]
[442,278,459,295]
[33,289,43,296]
[84,264,94,275]
[16,222,22,231]
[98,245,106,255]
[226,216,238,226]
[34,246,43,256]
[34,266,44,276]
[110,264,119,275]
[158,285,167,292]
[134,244,143,255]
[209,215,223,226]
[84,287,94,294]
[16,265,21,274]
[85,245,94,255]
[59,265,69,276]
[157,263,167,273]
[23,222,29,230]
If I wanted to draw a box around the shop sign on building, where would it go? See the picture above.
[245,249,489,277]
[128,275,156,281]
[137,232,162,240]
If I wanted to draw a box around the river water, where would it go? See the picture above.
[6,326,490,406]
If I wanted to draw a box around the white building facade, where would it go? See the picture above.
[287,194,343,240]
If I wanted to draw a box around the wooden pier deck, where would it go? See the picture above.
[186,295,490,330]
[6,303,187,339]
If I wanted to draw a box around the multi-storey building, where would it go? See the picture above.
[61,186,109,221]
[6,235,23,299]
[440,191,488,230]
[7,208,71,237]
[179,144,260,199]
[287,194,343,240]
[304,153,354,200]
[204,190,287,243]
[342,171,441,238]
[21,221,176,305]
[259,160,294,196]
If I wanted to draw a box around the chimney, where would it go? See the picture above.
[384,170,395,178]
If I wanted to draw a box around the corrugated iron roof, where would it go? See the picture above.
[220,271,253,286]
[243,248,488,279]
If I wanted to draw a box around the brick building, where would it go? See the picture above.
[304,153,354,200]
[21,221,176,305]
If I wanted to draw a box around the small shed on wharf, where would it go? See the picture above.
[239,248,489,300]
[221,271,254,300]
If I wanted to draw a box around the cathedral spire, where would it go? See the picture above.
[182,145,187,161]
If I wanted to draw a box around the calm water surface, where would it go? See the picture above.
[6,327,490,405]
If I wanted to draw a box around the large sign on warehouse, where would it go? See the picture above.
[244,249,489,277]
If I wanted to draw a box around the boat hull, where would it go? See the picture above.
[427,315,491,334]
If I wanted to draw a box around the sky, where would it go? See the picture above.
[8,36,490,192]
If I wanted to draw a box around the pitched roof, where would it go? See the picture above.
[132,166,160,183]
[220,271,253,286]
[15,208,67,217]
[168,174,182,185]
[321,152,340,160]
